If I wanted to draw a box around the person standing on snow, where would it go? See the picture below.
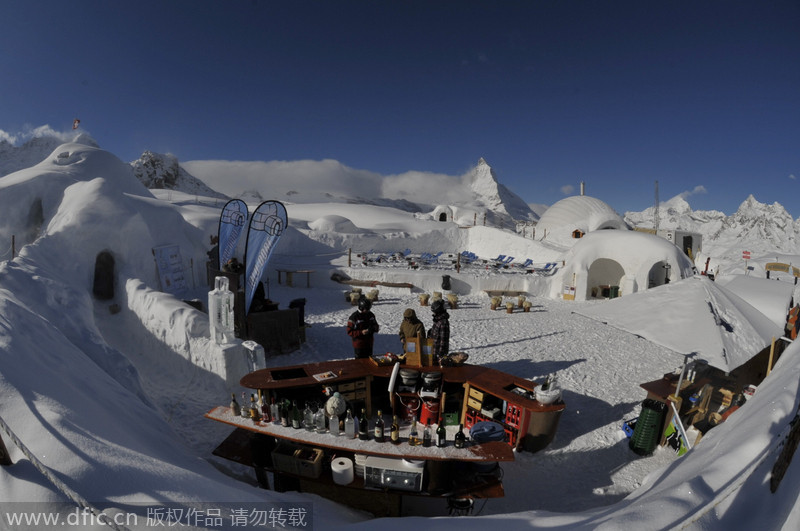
[346,297,380,359]
[429,299,450,364]
[398,308,426,351]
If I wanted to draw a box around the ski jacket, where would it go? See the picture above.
[399,317,426,347]
[429,311,450,361]
[346,309,379,349]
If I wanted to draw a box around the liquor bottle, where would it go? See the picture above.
[240,393,249,418]
[408,417,420,446]
[454,423,466,449]
[270,397,280,425]
[358,408,369,441]
[258,392,269,422]
[314,407,326,433]
[390,415,400,445]
[436,416,447,447]
[290,401,302,429]
[329,411,340,436]
[249,394,260,422]
[304,402,314,431]
[344,409,355,439]
[374,410,385,443]
[229,393,240,417]
[422,419,432,447]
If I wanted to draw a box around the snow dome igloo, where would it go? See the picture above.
[555,230,695,301]
[536,195,628,245]
[308,214,363,234]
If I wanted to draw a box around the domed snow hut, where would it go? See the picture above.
[536,195,628,245]
[432,205,454,222]
[556,230,695,301]
[308,215,363,234]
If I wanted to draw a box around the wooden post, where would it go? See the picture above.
[456,252,461,273]
[767,336,776,376]
[348,248,352,267]
[11,235,15,259]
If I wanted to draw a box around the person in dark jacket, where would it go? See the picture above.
[398,308,426,351]
[346,297,380,358]
[429,299,450,364]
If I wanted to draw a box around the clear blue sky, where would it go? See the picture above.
[2,1,798,216]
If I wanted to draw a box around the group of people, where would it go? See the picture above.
[346,297,450,362]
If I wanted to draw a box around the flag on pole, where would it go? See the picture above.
[743,250,751,260]
[243,200,287,313]
[72,119,80,130]
[217,199,249,268]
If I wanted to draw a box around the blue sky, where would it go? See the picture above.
[2,1,798,216]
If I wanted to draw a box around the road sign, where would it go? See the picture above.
[743,251,751,260]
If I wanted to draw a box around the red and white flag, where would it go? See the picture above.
[72,119,80,130]
[743,250,751,260]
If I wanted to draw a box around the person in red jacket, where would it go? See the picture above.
[346,297,380,359]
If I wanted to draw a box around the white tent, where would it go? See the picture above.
[575,275,784,372]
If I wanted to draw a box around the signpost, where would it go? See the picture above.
[743,250,751,274]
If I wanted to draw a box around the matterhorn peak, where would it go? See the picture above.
[465,158,537,223]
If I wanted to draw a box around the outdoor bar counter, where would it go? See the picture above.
[206,358,565,516]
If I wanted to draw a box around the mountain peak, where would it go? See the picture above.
[130,151,226,199]
[466,158,538,222]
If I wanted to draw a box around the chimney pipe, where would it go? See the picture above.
[580,181,585,196]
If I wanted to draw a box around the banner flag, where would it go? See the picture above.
[217,199,249,268]
[244,200,287,313]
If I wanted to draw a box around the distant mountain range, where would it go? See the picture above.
[3,133,799,265]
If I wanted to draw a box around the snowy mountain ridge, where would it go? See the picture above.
[625,193,800,263]
[130,151,226,200]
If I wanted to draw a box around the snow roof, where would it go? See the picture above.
[575,275,784,371]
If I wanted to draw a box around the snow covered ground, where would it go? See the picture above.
[1,140,800,530]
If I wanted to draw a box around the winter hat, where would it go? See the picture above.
[403,308,416,319]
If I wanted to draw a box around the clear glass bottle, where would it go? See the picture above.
[329,411,340,436]
[408,417,420,446]
[270,397,280,425]
[303,402,314,431]
[344,409,355,439]
[240,393,249,418]
[314,407,326,433]
[280,400,289,427]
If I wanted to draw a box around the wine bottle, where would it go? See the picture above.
[390,415,400,445]
[344,409,355,439]
[436,416,447,447]
[454,423,466,448]
[423,419,432,447]
[280,400,289,427]
[408,418,420,446]
[229,393,240,417]
[258,392,269,422]
[374,410,385,443]
[290,400,302,429]
[358,408,369,441]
